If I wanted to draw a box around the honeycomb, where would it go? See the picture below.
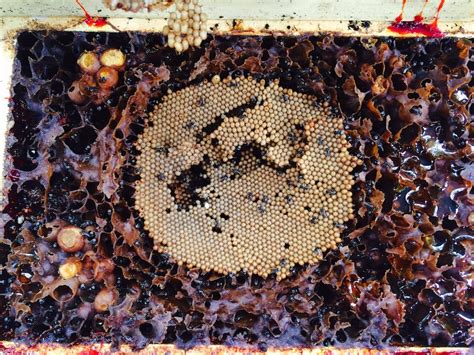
[103,0,209,52]
[136,76,358,279]
[163,0,208,52]
[0,31,472,350]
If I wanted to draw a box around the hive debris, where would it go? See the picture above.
[136,76,359,279]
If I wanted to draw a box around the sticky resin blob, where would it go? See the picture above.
[135,76,360,280]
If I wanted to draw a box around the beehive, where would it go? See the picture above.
[0,7,472,347]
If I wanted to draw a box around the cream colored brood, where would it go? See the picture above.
[136,76,359,280]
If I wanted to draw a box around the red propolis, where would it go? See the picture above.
[75,0,108,27]
[388,0,446,38]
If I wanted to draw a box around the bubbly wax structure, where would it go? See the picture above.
[136,76,359,280]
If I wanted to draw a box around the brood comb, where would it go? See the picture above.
[136,76,359,280]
